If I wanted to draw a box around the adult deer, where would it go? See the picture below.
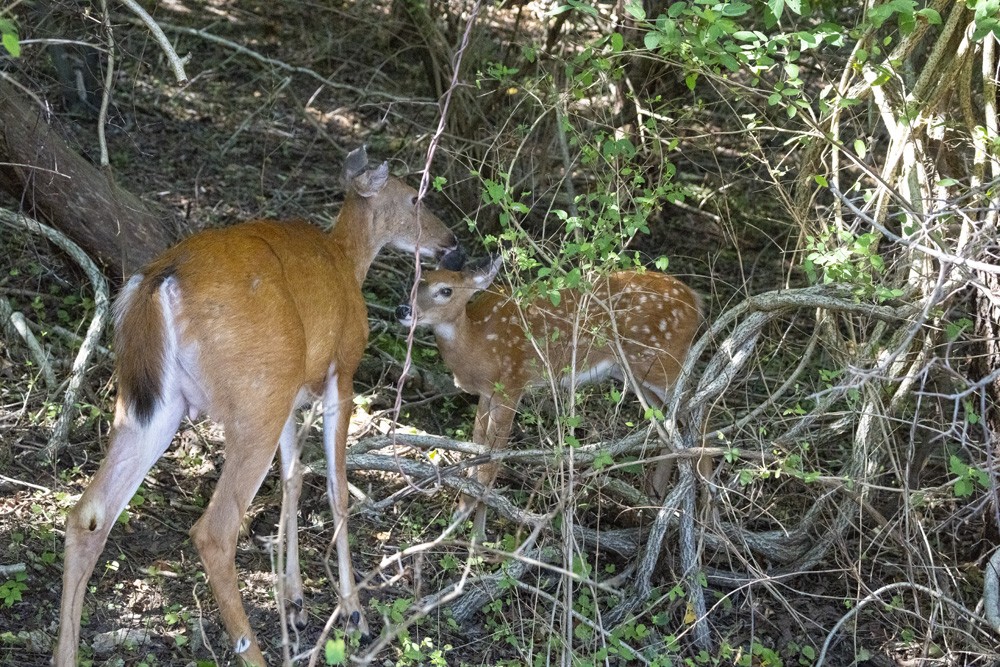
[396,256,702,537]
[54,147,460,666]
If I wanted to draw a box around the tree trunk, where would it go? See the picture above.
[0,79,175,276]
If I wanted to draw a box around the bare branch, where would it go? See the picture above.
[117,0,188,83]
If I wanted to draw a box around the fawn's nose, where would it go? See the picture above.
[395,305,413,322]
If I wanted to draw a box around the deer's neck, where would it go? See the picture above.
[328,196,381,284]
[432,312,492,391]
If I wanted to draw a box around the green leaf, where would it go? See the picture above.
[610,32,624,52]
[972,16,1000,42]
[2,31,19,58]
[625,2,645,20]
[325,638,347,665]
[945,317,971,341]
[916,8,942,25]
[721,1,752,16]
[593,451,614,470]
[948,455,967,477]
[854,138,867,159]
[814,175,829,187]
[643,31,661,51]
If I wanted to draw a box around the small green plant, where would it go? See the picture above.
[736,641,784,667]
[374,596,412,625]
[803,230,902,302]
[369,597,453,667]
[786,640,817,666]
[0,571,27,606]
[950,455,989,498]
[324,637,346,665]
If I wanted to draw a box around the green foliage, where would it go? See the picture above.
[476,21,689,289]
[803,230,902,301]
[949,455,988,498]
[370,596,453,665]
[970,0,1000,41]
[0,571,27,606]
[945,317,973,342]
[736,641,784,667]
[325,638,346,665]
[375,595,412,624]
[0,17,19,57]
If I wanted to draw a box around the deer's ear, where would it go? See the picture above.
[343,146,369,182]
[465,255,501,289]
[351,162,389,198]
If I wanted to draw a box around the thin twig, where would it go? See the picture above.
[0,296,56,388]
[118,0,188,83]
[97,0,114,167]
[816,581,995,666]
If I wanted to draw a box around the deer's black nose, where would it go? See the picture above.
[395,305,413,322]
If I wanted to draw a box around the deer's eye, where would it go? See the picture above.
[439,287,453,298]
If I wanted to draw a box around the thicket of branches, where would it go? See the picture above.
[1,1,999,665]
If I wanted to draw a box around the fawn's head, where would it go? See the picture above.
[396,255,501,329]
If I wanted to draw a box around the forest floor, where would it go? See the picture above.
[0,1,974,667]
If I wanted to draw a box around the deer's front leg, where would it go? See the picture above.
[322,369,369,638]
[468,393,520,540]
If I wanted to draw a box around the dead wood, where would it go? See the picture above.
[0,78,175,276]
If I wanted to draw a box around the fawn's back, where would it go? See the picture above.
[407,263,701,403]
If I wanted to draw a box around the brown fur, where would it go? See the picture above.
[401,261,702,536]
[55,148,459,667]
[113,264,175,424]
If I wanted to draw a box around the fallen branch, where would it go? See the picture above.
[0,209,111,461]
[118,0,189,83]
[0,296,56,388]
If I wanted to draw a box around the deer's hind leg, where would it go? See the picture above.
[189,402,293,666]
[56,393,186,666]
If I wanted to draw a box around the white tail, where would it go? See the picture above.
[54,147,460,666]
[396,256,702,537]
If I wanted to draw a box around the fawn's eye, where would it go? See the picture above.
[439,287,453,298]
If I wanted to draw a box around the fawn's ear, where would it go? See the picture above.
[465,255,502,289]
